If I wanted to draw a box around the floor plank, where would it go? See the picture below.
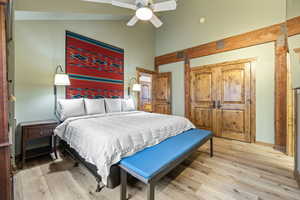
[14,137,300,200]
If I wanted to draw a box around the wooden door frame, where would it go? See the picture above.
[190,58,257,143]
[0,1,11,200]
[294,48,300,187]
[136,67,157,111]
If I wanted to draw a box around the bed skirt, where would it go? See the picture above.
[60,139,121,189]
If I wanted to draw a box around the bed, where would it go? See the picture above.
[54,99,195,191]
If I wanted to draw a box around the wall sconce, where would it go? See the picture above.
[128,77,141,96]
[54,65,70,116]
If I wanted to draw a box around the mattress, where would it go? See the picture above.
[54,111,195,185]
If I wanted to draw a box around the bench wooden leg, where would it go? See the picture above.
[147,182,155,200]
[210,138,213,157]
[121,169,127,200]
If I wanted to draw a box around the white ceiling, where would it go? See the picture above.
[15,0,173,20]
[15,11,129,21]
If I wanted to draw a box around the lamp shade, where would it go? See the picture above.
[54,74,70,86]
[132,84,141,92]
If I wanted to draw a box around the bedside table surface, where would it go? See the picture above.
[20,120,59,127]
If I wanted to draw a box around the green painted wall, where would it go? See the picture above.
[155,0,288,144]
[287,0,300,19]
[14,20,155,154]
[288,35,300,88]
[155,0,285,56]
[159,61,185,116]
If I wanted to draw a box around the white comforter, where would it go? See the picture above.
[54,111,195,185]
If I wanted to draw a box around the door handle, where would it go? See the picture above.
[217,100,222,109]
[212,100,216,109]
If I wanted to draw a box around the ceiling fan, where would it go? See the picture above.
[82,0,177,28]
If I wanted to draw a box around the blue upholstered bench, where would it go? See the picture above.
[119,128,214,200]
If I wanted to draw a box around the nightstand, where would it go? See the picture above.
[20,120,59,168]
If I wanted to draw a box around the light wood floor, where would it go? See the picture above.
[15,138,300,200]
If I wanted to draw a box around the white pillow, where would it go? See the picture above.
[122,98,136,111]
[57,98,85,121]
[84,98,106,115]
[105,98,122,113]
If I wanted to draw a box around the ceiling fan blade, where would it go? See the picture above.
[127,15,139,26]
[112,1,137,10]
[152,0,177,12]
[150,14,163,28]
[82,0,112,3]
[141,0,150,5]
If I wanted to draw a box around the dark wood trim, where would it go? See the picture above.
[250,61,256,143]
[0,0,9,4]
[155,16,300,67]
[0,5,8,144]
[190,58,257,71]
[155,64,159,72]
[136,67,157,74]
[287,16,300,37]
[0,3,11,200]
[0,147,11,199]
[184,54,191,119]
[295,170,300,188]
[274,37,288,153]
[294,87,300,188]
[294,89,299,184]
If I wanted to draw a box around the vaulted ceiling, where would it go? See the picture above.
[15,0,171,20]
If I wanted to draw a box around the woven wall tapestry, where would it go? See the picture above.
[65,31,124,99]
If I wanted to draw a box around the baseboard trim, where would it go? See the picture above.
[295,170,300,188]
[273,144,286,153]
[255,141,274,147]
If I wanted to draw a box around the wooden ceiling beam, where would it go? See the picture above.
[155,16,300,67]
[287,16,300,37]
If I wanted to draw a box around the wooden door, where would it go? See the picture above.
[0,3,12,200]
[216,63,251,142]
[190,60,253,143]
[153,72,172,114]
[190,68,217,133]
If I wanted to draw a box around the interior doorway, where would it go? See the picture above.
[136,67,172,114]
[139,72,153,112]
[136,68,156,112]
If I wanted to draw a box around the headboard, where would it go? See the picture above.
[65,31,124,99]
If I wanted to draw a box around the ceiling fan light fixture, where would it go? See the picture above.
[136,7,153,21]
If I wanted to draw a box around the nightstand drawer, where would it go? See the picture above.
[25,126,55,140]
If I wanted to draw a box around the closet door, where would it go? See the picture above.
[216,62,251,142]
[190,68,217,133]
